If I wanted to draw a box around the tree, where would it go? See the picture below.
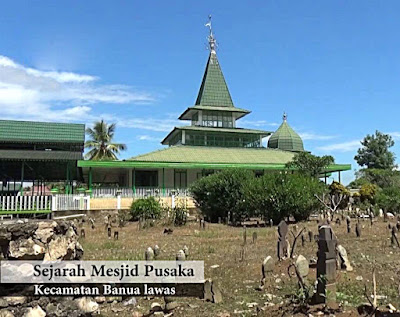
[355,131,396,169]
[375,186,400,215]
[286,152,334,178]
[85,120,127,160]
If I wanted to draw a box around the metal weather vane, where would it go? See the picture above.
[205,15,217,53]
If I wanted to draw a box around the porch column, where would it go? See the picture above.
[20,162,24,195]
[338,171,341,183]
[132,168,136,194]
[162,168,165,195]
[88,167,93,190]
[66,163,70,195]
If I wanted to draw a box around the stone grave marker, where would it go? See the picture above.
[277,220,289,260]
[355,223,361,238]
[315,225,337,304]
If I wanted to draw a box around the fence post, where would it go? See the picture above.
[86,195,91,211]
[51,195,57,212]
[116,190,122,210]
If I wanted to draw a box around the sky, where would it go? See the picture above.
[1,1,400,185]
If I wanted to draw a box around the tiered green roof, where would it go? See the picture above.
[268,113,304,152]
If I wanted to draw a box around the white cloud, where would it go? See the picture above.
[299,132,337,141]
[239,120,279,128]
[118,118,180,132]
[137,135,161,142]
[317,140,360,152]
[0,55,157,122]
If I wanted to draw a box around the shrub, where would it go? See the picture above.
[190,169,254,223]
[191,169,325,223]
[171,205,188,226]
[359,183,379,203]
[246,173,325,223]
[130,197,163,221]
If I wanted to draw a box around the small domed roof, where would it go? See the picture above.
[267,113,304,152]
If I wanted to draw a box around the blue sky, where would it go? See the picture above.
[1,1,400,184]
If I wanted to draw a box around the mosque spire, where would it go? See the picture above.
[205,15,217,54]
[283,112,287,122]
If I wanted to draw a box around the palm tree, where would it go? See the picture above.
[84,120,127,160]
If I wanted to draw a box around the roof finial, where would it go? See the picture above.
[205,15,217,54]
[283,111,287,122]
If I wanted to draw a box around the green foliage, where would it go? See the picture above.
[354,130,396,169]
[286,152,334,178]
[353,168,400,189]
[85,119,127,160]
[170,205,188,226]
[190,169,325,223]
[359,183,379,203]
[375,186,400,214]
[246,173,325,223]
[130,197,163,221]
[329,181,350,209]
[190,169,254,223]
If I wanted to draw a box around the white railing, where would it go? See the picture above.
[0,195,51,213]
[52,194,90,212]
[92,187,190,198]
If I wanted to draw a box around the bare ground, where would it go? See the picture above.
[80,218,400,316]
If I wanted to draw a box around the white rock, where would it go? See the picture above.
[75,297,99,313]
[24,306,46,317]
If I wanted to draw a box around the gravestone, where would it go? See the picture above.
[355,223,361,238]
[252,232,257,244]
[183,245,189,257]
[301,234,305,247]
[336,218,341,226]
[176,250,186,261]
[308,230,313,242]
[269,219,273,227]
[397,222,400,230]
[315,225,337,304]
[113,231,118,240]
[211,283,223,303]
[346,216,351,234]
[337,245,353,271]
[145,247,154,261]
[243,226,247,245]
[107,226,111,238]
[154,245,160,258]
[391,226,400,248]
[258,256,274,290]
[295,254,309,280]
[203,279,213,302]
[277,220,289,260]
[218,217,221,224]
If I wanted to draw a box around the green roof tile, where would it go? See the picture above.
[268,115,304,152]
[0,120,85,144]
[195,53,235,107]
[0,150,82,161]
[129,145,295,164]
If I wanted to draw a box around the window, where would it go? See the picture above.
[202,111,233,128]
[174,170,187,188]
[134,171,158,187]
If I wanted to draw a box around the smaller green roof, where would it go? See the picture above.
[179,106,250,120]
[162,126,272,145]
[268,113,304,152]
[0,120,85,144]
[0,150,83,161]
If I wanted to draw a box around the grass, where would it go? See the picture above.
[79,218,400,316]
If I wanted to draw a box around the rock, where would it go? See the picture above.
[356,276,363,281]
[0,299,7,308]
[94,296,106,303]
[34,221,57,243]
[210,265,220,269]
[150,302,163,312]
[4,296,27,306]
[75,297,99,313]
[176,250,186,261]
[337,245,353,272]
[8,238,45,260]
[275,278,281,284]
[247,302,258,308]
[295,255,309,278]
[152,312,164,317]
[105,296,122,303]
[0,310,14,317]
[165,301,180,311]
[123,297,137,306]
[132,312,143,317]
[24,306,46,317]
[387,303,397,312]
